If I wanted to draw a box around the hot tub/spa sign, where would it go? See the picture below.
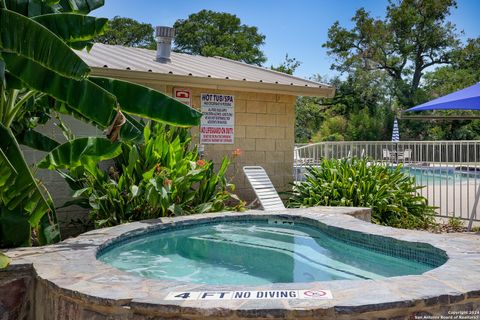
[164,289,333,301]
[200,93,234,144]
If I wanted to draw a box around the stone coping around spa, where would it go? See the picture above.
[5,206,480,317]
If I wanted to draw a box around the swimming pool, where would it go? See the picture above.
[98,219,444,285]
[404,167,480,184]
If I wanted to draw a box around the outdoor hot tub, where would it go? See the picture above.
[4,207,480,320]
[97,217,446,285]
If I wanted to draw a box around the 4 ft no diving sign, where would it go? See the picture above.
[164,290,333,301]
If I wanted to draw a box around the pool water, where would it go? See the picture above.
[98,221,434,285]
[405,167,478,184]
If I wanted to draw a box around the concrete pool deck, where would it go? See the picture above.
[2,207,480,319]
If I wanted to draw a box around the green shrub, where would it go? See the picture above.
[64,123,244,228]
[287,158,435,229]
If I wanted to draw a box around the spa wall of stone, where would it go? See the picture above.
[2,268,480,320]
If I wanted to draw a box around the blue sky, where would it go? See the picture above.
[94,0,480,79]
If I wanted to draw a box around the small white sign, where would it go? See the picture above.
[173,88,192,106]
[200,93,235,144]
[164,289,333,301]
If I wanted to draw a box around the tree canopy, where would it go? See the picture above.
[173,10,266,65]
[295,0,480,143]
[323,0,459,108]
[95,16,156,49]
[271,54,301,75]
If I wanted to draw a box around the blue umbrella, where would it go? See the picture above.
[405,82,480,112]
[392,117,400,142]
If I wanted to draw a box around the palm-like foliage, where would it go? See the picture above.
[288,158,435,229]
[0,0,202,247]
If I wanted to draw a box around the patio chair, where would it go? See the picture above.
[397,149,412,162]
[382,149,393,161]
[243,166,286,211]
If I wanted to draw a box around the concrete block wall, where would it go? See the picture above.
[164,86,296,202]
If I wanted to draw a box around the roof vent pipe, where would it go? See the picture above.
[155,26,175,63]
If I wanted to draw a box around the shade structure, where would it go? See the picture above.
[392,117,400,142]
[405,82,480,112]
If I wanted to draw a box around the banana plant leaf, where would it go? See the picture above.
[91,77,203,127]
[3,54,116,127]
[53,100,145,142]
[5,0,104,16]
[0,253,10,269]
[0,123,52,228]
[4,72,25,90]
[0,206,31,247]
[0,9,90,79]
[32,14,108,51]
[4,0,57,17]
[38,137,122,170]
[0,55,5,87]
[57,0,104,14]
[17,129,60,152]
[120,113,145,142]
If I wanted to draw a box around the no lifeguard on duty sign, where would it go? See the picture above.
[164,289,333,301]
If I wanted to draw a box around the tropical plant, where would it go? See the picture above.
[288,158,435,229]
[39,123,244,228]
[0,1,202,247]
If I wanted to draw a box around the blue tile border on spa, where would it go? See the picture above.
[4,206,480,319]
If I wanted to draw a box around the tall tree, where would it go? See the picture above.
[271,54,301,75]
[173,10,266,65]
[323,0,459,108]
[95,16,156,49]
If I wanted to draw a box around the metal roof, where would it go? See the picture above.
[76,44,333,96]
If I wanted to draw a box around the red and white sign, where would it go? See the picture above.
[200,93,234,144]
[173,88,192,106]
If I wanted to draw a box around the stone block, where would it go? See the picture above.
[277,94,296,103]
[235,99,246,113]
[244,151,266,163]
[0,277,30,320]
[235,125,246,138]
[276,139,294,152]
[267,102,286,114]
[235,113,256,126]
[276,114,291,127]
[235,138,256,151]
[266,151,285,163]
[256,114,277,127]
[256,93,277,102]
[285,102,296,116]
[255,139,276,152]
[246,100,267,113]
[285,126,295,140]
[265,127,285,139]
[245,126,266,139]
[275,163,293,176]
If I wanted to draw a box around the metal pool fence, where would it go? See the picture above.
[293,141,480,222]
